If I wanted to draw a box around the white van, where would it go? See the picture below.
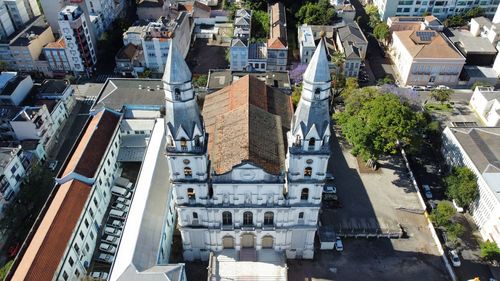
[109,209,126,219]
[111,186,131,199]
[114,177,133,190]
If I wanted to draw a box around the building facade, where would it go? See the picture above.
[166,38,331,261]
[267,2,287,71]
[374,0,500,21]
[0,144,28,213]
[470,86,500,126]
[58,5,97,75]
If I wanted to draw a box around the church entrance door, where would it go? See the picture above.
[222,236,234,249]
[241,234,255,248]
[261,236,274,248]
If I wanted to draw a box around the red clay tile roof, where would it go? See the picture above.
[394,30,464,59]
[267,37,287,49]
[45,38,66,49]
[61,109,120,179]
[11,180,91,281]
[268,2,287,49]
[202,75,292,175]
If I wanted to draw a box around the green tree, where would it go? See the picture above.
[430,88,452,104]
[0,260,13,280]
[373,22,390,44]
[251,10,270,40]
[465,7,484,18]
[193,74,208,88]
[445,223,464,244]
[480,240,500,262]
[376,75,394,85]
[296,0,336,25]
[430,201,456,227]
[138,68,152,78]
[365,4,381,28]
[292,83,302,108]
[445,166,479,208]
[244,0,268,11]
[471,80,493,90]
[335,91,426,160]
[341,77,359,98]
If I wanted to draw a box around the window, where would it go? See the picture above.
[184,167,192,177]
[243,211,253,225]
[89,208,94,218]
[187,188,195,200]
[314,88,321,99]
[193,212,198,219]
[299,212,304,219]
[180,138,187,150]
[174,88,181,100]
[308,138,315,149]
[304,167,312,177]
[301,188,309,200]
[194,135,201,147]
[79,231,84,240]
[84,218,89,228]
[168,136,174,147]
[74,269,80,277]
[85,243,89,252]
[264,212,274,225]
[222,211,232,225]
[73,243,80,253]
[295,135,301,146]
[93,197,98,207]
[62,271,68,281]
[68,257,74,267]
[90,231,94,240]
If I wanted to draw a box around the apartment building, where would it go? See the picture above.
[442,126,500,245]
[0,144,28,213]
[42,38,71,75]
[230,9,251,71]
[374,0,500,21]
[267,2,287,71]
[0,0,14,40]
[0,72,32,105]
[387,15,444,32]
[10,108,121,281]
[9,105,56,153]
[470,86,500,126]
[38,79,76,113]
[391,29,465,86]
[58,5,97,75]
[298,21,368,77]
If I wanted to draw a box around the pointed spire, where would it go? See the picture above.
[303,38,331,84]
[162,41,192,84]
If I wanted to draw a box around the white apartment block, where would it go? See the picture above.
[4,0,29,29]
[58,5,97,75]
[164,36,331,266]
[11,108,122,281]
[470,86,500,126]
[0,72,32,106]
[0,0,14,40]
[391,29,465,86]
[10,105,56,152]
[442,126,500,245]
[0,145,28,213]
[374,0,500,21]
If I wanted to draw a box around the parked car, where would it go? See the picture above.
[109,209,127,220]
[111,186,131,199]
[411,86,427,91]
[112,202,128,211]
[102,234,119,245]
[104,226,122,237]
[91,272,109,280]
[449,250,461,267]
[115,197,130,206]
[335,236,344,251]
[422,184,433,199]
[48,160,58,171]
[114,177,133,190]
[99,243,116,254]
[96,253,114,264]
[436,85,450,90]
[323,185,337,194]
[108,219,124,229]
[325,172,335,180]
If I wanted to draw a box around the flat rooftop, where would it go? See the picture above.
[207,70,291,91]
[94,78,165,111]
[444,28,497,54]
[38,79,70,96]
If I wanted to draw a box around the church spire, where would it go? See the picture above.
[163,41,192,85]
[302,38,331,85]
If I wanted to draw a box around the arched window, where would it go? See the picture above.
[180,138,187,150]
[301,188,309,200]
[308,138,316,150]
[314,88,321,99]
[243,211,253,226]
[194,135,201,147]
[304,167,312,177]
[193,212,198,219]
[295,135,301,146]
[298,212,304,219]
[184,167,192,177]
[264,212,274,226]
[187,188,195,200]
[174,88,181,101]
[222,211,232,225]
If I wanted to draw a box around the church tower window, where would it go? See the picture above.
[304,167,312,177]
[300,188,309,200]
[314,88,321,99]
[174,88,181,101]
[308,138,316,150]
[187,188,195,201]
[180,138,187,151]
[295,135,301,146]
[184,167,192,178]
[194,135,201,147]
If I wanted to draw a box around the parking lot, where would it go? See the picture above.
[88,163,140,278]
[296,131,449,280]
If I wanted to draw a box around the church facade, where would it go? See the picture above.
[163,39,332,261]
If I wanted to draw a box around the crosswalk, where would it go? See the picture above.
[80,96,97,106]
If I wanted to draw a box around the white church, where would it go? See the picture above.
[164,37,332,262]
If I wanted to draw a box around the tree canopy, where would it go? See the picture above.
[335,88,426,160]
[251,10,270,40]
[445,166,479,208]
[430,201,456,227]
[430,88,452,104]
[373,22,390,43]
[296,0,336,25]
[365,4,381,28]
[481,240,500,262]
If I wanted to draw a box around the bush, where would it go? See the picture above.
[296,0,336,25]
[0,260,13,280]
[480,240,500,262]
[251,10,269,40]
[292,83,302,108]
[430,201,456,227]
[193,75,208,88]
[445,166,478,208]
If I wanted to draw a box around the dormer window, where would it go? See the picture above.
[174,88,181,101]
[308,138,316,150]
[314,88,321,100]
[194,135,201,147]
[295,135,301,146]
[180,138,187,151]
